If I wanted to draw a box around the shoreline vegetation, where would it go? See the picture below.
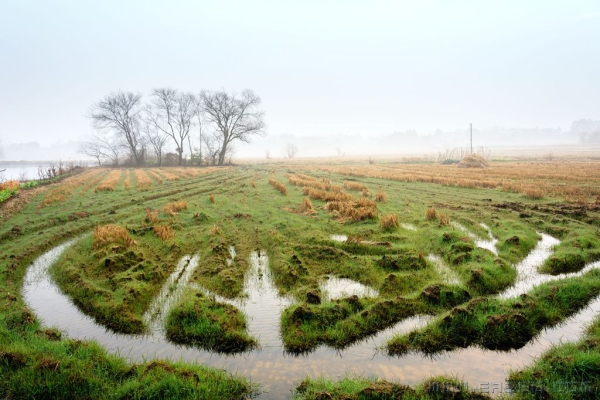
[2,158,600,398]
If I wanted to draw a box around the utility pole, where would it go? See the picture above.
[470,123,473,154]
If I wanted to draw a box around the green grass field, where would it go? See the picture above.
[2,161,600,399]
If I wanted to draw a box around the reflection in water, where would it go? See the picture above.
[452,222,499,255]
[427,255,461,285]
[22,238,600,399]
[143,254,199,335]
[330,234,347,242]
[499,233,600,299]
[319,276,379,300]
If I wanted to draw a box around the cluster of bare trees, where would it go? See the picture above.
[82,88,265,167]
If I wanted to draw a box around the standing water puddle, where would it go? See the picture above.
[22,235,600,399]
[319,276,379,300]
[452,222,499,255]
[427,254,461,285]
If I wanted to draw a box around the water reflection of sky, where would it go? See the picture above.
[22,236,600,399]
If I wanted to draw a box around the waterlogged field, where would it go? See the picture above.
[2,160,600,399]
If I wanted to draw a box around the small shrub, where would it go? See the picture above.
[269,179,287,195]
[93,224,136,249]
[164,200,187,215]
[425,207,437,220]
[154,225,175,240]
[375,189,387,203]
[380,214,399,229]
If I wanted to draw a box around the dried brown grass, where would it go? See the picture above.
[425,206,437,220]
[343,181,367,191]
[458,154,490,168]
[164,200,187,215]
[145,209,160,224]
[301,197,314,212]
[93,224,136,249]
[40,169,101,207]
[209,194,215,203]
[0,180,20,191]
[156,169,181,181]
[209,224,221,235]
[269,179,287,195]
[134,170,153,191]
[153,225,175,240]
[375,189,387,203]
[95,169,122,192]
[438,213,450,226]
[380,213,399,229]
[123,170,132,189]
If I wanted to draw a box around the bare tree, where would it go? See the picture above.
[265,149,271,159]
[285,143,298,158]
[80,133,120,166]
[142,122,169,166]
[90,91,144,166]
[200,89,265,166]
[202,134,221,166]
[146,88,196,166]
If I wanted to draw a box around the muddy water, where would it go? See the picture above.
[22,236,600,399]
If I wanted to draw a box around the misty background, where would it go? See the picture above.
[1,1,600,163]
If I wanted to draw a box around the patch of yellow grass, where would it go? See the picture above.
[146,170,163,184]
[269,179,287,195]
[164,200,187,215]
[375,189,387,203]
[0,180,20,191]
[425,206,437,220]
[380,213,399,229]
[123,170,132,189]
[343,181,367,191]
[93,224,136,249]
[438,213,450,226]
[134,170,153,191]
[153,224,175,240]
[95,169,122,192]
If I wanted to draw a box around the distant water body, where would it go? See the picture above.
[0,161,89,181]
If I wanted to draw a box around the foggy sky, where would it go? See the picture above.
[1,1,599,151]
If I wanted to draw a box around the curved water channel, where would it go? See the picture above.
[22,234,600,398]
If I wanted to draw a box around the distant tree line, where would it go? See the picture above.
[571,119,600,144]
[82,88,265,167]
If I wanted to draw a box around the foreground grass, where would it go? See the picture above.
[387,270,600,355]
[166,290,257,353]
[293,376,493,399]
[508,314,600,399]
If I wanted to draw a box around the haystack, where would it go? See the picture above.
[457,154,490,168]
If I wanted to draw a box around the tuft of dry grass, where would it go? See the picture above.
[153,225,175,240]
[458,154,490,168]
[146,170,163,184]
[380,213,399,229]
[93,224,136,250]
[425,206,437,220]
[164,200,187,215]
[145,209,160,224]
[301,197,314,212]
[269,179,287,195]
[438,213,450,226]
[375,189,387,203]
[209,194,215,203]
[251,180,256,188]
[522,187,544,200]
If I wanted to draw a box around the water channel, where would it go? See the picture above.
[22,234,600,398]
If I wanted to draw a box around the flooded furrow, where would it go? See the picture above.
[22,236,600,399]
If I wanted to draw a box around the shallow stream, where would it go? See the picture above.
[22,234,600,398]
